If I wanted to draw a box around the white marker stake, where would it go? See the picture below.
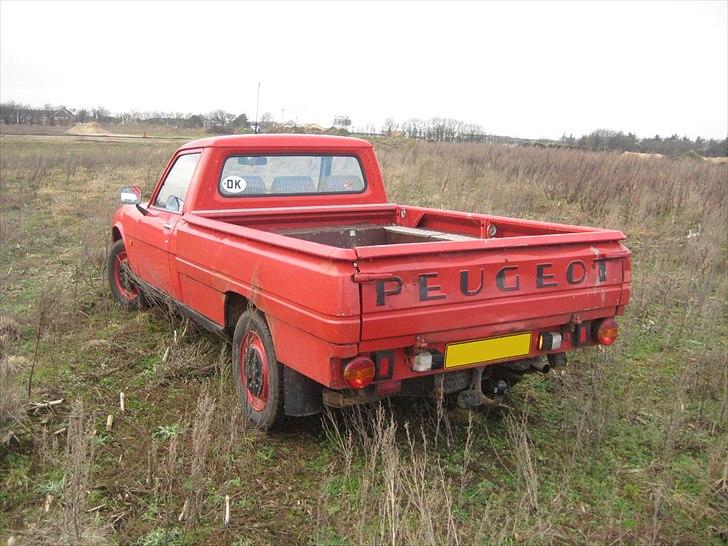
[119,391,125,412]
[106,415,114,431]
[178,499,189,522]
[224,495,230,525]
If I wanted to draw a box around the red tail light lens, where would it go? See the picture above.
[594,318,619,345]
[343,356,376,389]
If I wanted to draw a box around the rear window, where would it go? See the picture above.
[218,155,365,196]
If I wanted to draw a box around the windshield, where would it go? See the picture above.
[219,155,366,196]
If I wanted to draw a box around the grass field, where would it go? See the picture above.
[1,135,726,545]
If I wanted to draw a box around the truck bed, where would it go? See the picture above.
[190,202,620,256]
[182,202,630,346]
[275,224,478,248]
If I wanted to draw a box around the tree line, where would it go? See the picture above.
[560,129,727,158]
[0,102,257,133]
[381,117,486,142]
[0,101,358,136]
[1,101,725,156]
[0,102,488,142]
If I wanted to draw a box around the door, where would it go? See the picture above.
[129,152,201,294]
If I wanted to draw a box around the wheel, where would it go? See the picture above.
[107,239,142,309]
[232,310,283,431]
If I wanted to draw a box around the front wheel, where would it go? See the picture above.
[107,239,142,309]
[232,310,283,431]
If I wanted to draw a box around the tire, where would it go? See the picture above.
[107,239,142,309]
[232,310,283,431]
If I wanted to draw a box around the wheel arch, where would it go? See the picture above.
[224,291,251,338]
[226,292,322,417]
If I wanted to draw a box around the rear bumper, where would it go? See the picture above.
[359,308,618,387]
[275,304,622,390]
[360,303,621,353]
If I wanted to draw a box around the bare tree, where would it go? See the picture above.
[382,117,398,136]
[206,109,233,131]
[91,106,110,122]
[260,112,273,127]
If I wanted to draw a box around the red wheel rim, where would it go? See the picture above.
[113,250,139,301]
[240,331,269,412]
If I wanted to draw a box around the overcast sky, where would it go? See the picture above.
[1,1,726,139]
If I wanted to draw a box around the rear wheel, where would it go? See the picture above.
[232,310,283,431]
[107,239,141,309]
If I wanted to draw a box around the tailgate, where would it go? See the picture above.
[354,239,630,343]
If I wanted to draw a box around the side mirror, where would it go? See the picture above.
[120,186,142,205]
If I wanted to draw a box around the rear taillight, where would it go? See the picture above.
[593,318,619,345]
[343,356,376,389]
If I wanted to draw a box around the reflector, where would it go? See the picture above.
[343,356,376,389]
[594,318,619,345]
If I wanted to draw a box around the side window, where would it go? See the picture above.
[154,153,201,212]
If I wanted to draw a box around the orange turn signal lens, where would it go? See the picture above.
[343,356,376,389]
[594,318,619,346]
[538,331,562,351]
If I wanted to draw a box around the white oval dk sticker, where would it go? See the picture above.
[222,175,247,194]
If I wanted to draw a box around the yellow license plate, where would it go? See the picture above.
[445,332,533,368]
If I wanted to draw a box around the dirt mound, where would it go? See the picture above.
[65,122,113,136]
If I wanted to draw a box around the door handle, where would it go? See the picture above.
[163,223,173,230]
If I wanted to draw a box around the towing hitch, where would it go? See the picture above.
[456,367,508,409]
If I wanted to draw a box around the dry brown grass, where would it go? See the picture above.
[185,387,215,523]
[15,400,112,546]
[505,414,539,515]
[0,317,20,353]
[0,315,26,446]
[319,406,462,545]
[0,356,28,445]
[60,400,97,542]
[152,325,222,385]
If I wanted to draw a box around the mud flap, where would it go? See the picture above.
[284,366,323,416]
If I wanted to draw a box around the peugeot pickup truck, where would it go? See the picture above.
[108,134,631,430]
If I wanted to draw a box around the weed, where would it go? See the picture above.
[138,526,189,546]
[154,424,182,441]
[27,285,62,396]
[185,387,215,523]
[505,412,539,514]
[61,399,96,541]
[1,355,28,443]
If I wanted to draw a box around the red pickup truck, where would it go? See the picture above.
[108,134,631,430]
